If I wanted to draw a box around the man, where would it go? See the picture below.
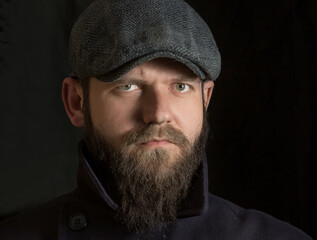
[0,0,312,239]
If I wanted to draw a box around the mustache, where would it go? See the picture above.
[123,124,190,147]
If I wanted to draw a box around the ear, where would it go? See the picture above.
[62,77,85,127]
[203,80,214,109]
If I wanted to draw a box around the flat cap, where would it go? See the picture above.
[69,0,221,82]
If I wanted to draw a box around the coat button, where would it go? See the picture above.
[68,213,87,231]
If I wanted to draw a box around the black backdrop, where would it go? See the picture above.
[0,0,315,238]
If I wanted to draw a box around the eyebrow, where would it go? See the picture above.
[116,76,201,85]
[175,77,201,83]
[114,78,145,85]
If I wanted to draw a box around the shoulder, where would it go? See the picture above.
[206,194,312,240]
[0,192,72,240]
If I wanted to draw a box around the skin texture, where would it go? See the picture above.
[62,58,214,157]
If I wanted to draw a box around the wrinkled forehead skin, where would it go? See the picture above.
[69,0,221,83]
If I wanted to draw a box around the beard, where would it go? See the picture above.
[83,106,209,233]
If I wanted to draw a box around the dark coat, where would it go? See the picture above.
[0,143,312,240]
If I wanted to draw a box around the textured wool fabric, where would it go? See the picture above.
[69,0,221,82]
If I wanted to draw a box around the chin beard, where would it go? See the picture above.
[84,114,209,233]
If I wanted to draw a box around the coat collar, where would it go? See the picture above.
[76,140,209,218]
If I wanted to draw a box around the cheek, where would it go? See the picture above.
[89,96,137,146]
[173,99,204,143]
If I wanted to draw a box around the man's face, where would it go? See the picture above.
[80,58,213,232]
[88,58,210,157]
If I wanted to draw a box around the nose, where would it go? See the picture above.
[141,87,172,125]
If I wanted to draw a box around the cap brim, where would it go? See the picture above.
[94,51,207,82]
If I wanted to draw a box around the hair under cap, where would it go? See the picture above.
[69,0,221,82]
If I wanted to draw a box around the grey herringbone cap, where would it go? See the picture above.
[69,0,221,82]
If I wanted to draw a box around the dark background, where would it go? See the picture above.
[0,0,315,238]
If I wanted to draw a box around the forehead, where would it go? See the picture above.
[122,58,201,82]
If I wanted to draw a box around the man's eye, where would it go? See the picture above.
[174,83,190,92]
[117,84,138,91]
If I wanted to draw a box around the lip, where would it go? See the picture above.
[139,139,173,147]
